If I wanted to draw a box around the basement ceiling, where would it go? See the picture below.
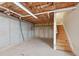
[0,2,77,24]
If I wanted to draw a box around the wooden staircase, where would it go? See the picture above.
[56,25,74,55]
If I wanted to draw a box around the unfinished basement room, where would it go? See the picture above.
[0,2,54,56]
[0,2,78,56]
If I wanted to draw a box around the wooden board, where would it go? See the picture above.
[0,2,77,24]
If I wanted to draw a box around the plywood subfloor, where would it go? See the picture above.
[56,25,75,55]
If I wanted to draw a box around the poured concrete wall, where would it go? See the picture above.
[0,13,34,48]
[34,25,53,38]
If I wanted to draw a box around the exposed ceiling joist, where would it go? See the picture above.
[22,6,77,17]
[0,6,24,17]
[0,2,77,24]
[13,2,38,19]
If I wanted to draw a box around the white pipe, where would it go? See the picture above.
[54,6,77,13]
[13,2,38,19]
[54,15,56,50]
[0,6,24,17]
[0,4,77,18]
[22,6,77,17]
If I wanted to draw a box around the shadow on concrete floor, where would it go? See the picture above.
[34,37,53,48]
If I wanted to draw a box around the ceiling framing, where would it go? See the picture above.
[0,2,77,24]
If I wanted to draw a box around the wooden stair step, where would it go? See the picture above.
[56,46,71,52]
[56,25,72,54]
[57,39,67,42]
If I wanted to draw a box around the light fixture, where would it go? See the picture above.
[13,2,38,19]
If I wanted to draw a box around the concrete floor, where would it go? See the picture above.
[0,38,73,56]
